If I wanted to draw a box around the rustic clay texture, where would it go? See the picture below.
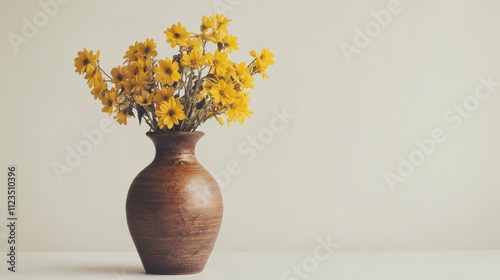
[126,131,223,275]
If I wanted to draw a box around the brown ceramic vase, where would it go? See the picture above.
[126,131,223,275]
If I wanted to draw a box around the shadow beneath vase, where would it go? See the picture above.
[40,264,145,276]
[59,265,211,279]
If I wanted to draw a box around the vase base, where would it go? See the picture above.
[141,254,207,275]
[144,267,204,275]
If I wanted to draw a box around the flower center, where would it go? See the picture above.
[165,68,172,75]
[83,59,89,65]
[168,110,175,116]
[174,33,181,39]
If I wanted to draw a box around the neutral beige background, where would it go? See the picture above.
[1,0,500,252]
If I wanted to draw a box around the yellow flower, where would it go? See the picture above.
[226,94,253,124]
[84,68,103,88]
[154,58,181,86]
[91,80,107,100]
[250,47,275,78]
[206,50,229,77]
[224,63,237,80]
[115,109,132,125]
[194,92,205,101]
[181,51,206,68]
[221,34,239,53]
[257,66,270,79]
[154,87,174,103]
[214,14,231,30]
[214,26,227,43]
[110,66,127,88]
[165,22,190,48]
[76,14,274,132]
[127,59,152,77]
[121,80,134,95]
[74,48,100,74]
[135,90,154,107]
[123,42,140,62]
[235,62,254,89]
[137,38,158,58]
[155,98,186,129]
[143,58,154,72]
[210,79,236,105]
[101,89,117,115]
[200,15,215,35]
[251,47,274,67]
[202,79,215,94]
[129,72,149,93]
[184,38,203,53]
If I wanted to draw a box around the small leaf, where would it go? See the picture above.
[137,106,146,125]
[124,107,135,117]
[205,74,217,83]
[196,97,206,109]
[172,54,182,63]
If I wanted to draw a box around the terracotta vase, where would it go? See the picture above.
[126,131,223,275]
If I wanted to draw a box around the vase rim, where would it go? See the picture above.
[146,131,205,136]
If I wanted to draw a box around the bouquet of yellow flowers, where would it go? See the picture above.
[74,14,274,132]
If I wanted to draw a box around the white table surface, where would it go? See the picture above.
[1,251,499,280]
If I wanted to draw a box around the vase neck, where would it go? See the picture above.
[147,131,204,162]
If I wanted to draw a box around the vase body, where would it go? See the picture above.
[126,131,223,275]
